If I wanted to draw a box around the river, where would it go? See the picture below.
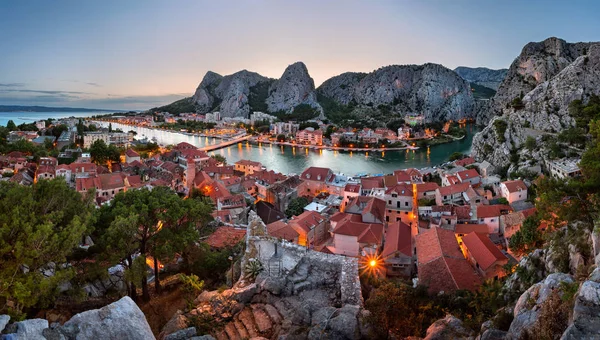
[98,121,480,175]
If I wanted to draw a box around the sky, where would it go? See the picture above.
[1,0,599,111]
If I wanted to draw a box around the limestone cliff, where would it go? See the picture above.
[472,39,600,169]
[192,70,273,118]
[317,63,475,123]
[477,37,594,125]
[266,61,323,115]
[454,66,508,91]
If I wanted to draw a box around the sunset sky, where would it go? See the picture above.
[1,0,599,110]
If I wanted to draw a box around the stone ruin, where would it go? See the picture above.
[160,211,369,340]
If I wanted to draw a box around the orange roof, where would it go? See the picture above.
[331,213,384,245]
[346,196,386,223]
[462,232,507,270]
[416,182,439,193]
[444,175,460,185]
[174,142,196,150]
[99,173,125,190]
[235,159,262,167]
[267,220,300,241]
[393,170,412,183]
[301,167,332,182]
[205,227,246,248]
[344,183,361,193]
[476,204,512,218]
[437,183,470,196]
[454,157,475,167]
[416,227,481,293]
[361,177,385,190]
[385,183,413,196]
[125,149,140,157]
[454,224,488,235]
[415,227,464,264]
[290,210,324,233]
[502,180,527,193]
[382,222,412,258]
[457,169,480,182]
[453,206,473,220]
[418,256,481,293]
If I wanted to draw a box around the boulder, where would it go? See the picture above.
[560,268,600,339]
[164,327,197,340]
[479,329,508,340]
[0,315,9,333]
[159,310,189,339]
[328,310,359,340]
[424,315,473,340]
[13,318,49,339]
[62,296,154,340]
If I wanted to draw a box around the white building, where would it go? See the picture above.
[546,158,582,179]
[271,122,300,135]
[499,180,528,204]
[250,112,277,125]
[35,120,46,130]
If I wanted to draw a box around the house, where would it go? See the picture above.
[289,210,328,247]
[36,165,55,181]
[382,221,413,277]
[299,167,334,197]
[454,157,475,167]
[384,183,413,224]
[456,168,481,186]
[476,205,512,233]
[234,160,263,176]
[461,232,508,279]
[256,201,285,225]
[499,180,528,204]
[265,175,304,213]
[205,227,246,249]
[267,220,300,243]
[55,164,72,183]
[329,197,386,257]
[435,183,470,206]
[546,158,581,179]
[361,177,386,197]
[341,183,361,212]
[415,227,481,293]
[416,182,440,199]
[295,128,323,145]
[125,149,141,163]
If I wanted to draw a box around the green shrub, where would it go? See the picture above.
[493,120,508,143]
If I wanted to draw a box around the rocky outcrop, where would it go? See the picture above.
[192,70,273,118]
[266,62,323,115]
[317,63,475,123]
[192,71,223,113]
[454,66,508,91]
[1,296,155,340]
[561,268,600,339]
[472,38,600,169]
[477,37,594,125]
[424,315,474,340]
[161,212,364,340]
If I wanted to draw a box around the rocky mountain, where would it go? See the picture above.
[192,70,273,118]
[266,62,323,115]
[472,38,600,170]
[454,66,508,91]
[162,62,476,124]
[317,63,475,123]
[477,37,594,125]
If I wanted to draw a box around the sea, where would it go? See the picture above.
[0,111,110,127]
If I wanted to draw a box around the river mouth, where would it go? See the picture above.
[97,121,480,175]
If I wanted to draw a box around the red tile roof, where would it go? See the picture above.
[382,222,412,258]
[416,182,439,194]
[453,206,473,220]
[502,180,527,193]
[301,167,332,182]
[462,232,507,270]
[437,183,470,196]
[457,169,480,182]
[290,210,324,233]
[205,227,246,249]
[476,205,512,219]
[174,142,196,150]
[393,170,412,183]
[416,227,481,292]
[454,224,489,235]
[235,159,262,167]
[99,173,125,190]
[125,149,140,157]
[454,157,475,167]
[361,177,385,190]
[331,213,384,245]
[344,183,361,193]
[385,183,413,196]
[346,196,386,223]
[267,220,300,241]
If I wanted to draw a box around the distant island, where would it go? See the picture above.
[0,105,121,113]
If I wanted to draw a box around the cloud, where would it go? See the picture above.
[0,83,25,87]
[0,92,191,111]
[60,79,102,87]
[0,89,92,95]
[86,82,101,87]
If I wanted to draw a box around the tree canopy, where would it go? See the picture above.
[0,179,95,315]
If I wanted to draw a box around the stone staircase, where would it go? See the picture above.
[213,303,284,340]
[268,257,281,277]
[288,259,311,294]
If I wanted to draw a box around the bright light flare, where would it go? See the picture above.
[359,253,384,277]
